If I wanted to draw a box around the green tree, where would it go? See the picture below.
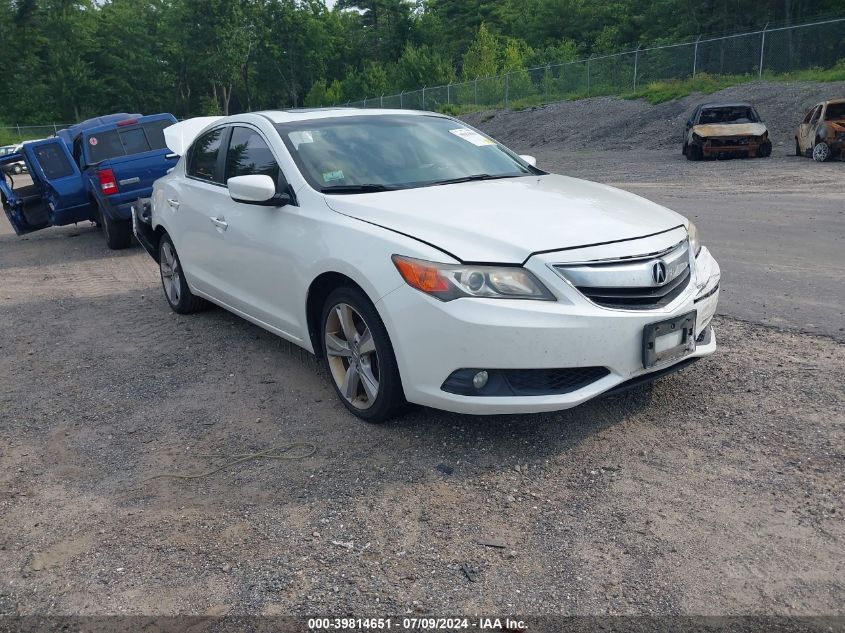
[462,23,499,79]
[394,44,455,89]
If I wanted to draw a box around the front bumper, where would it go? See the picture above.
[699,137,760,157]
[377,243,720,415]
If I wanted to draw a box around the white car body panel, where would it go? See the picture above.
[150,109,720,415]
[323,174,686,263]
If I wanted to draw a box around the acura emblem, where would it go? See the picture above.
[652,261,668,285]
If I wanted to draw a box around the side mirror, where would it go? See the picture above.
[227,174,290,206]
[520,154,537,167]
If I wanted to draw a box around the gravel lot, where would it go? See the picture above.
[462,80,845,154]
[1,95,844,624]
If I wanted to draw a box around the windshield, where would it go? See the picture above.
[825,103,845,120]
[699,106,759,124]
[275,115,536,193]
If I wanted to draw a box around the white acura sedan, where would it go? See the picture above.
[134,109,720,422]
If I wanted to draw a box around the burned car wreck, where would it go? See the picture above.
[683,102,772,160]
[795,98,845,162]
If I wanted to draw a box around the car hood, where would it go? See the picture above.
[323,174,686,263]
[693,122,767,138]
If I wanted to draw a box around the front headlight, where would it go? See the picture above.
[688,221,702,257]
[392,255,555,301]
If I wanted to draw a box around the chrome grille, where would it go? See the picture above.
[554,240,692,310]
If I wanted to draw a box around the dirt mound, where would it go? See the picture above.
[462,80,845,152]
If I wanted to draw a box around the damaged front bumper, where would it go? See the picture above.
[700,137,761,157]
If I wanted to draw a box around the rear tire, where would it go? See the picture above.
[158,234,209,314]
[320,286,406,423]
[99,203,133,250]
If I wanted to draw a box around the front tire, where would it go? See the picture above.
[12,164,22,175]
[99,203,133,250]
[158,235,208,314]
[320,286,405,422]
[757,140,772,158]
[686,144,702,161]
[795,139,803,157]
[812,141,830,163]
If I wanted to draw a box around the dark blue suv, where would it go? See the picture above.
[0,112,178,249]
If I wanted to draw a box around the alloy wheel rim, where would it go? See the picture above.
[160,242,182,305]
[813,143,829,162]
[324,303,380,410]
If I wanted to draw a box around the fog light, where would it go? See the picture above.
[472,370,489,389]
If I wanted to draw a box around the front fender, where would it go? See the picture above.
[298,201,458,354]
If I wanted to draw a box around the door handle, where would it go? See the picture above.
[167,198,180,209]
[210,216,228,230]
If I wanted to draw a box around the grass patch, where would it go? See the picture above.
[435,61,845,116]
[623,62,845,104]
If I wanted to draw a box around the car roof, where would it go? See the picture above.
[822,98,845,106]
[81,112,176,138]
[699,102,754,109]
[56,113,142,146]
[257,108,435,124]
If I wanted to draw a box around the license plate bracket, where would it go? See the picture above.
[642,311,696,369]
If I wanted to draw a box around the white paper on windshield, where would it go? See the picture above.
[289,130,314,148]
[449,128,495,146]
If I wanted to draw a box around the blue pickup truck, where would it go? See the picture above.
[0,112,178,249]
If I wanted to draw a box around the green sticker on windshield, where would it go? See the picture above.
[322,170,344,182]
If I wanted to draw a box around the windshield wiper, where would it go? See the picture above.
[424,173,520,187]
[321,183,395,194]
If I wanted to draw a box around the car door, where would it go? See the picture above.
[3,138,90,234]
[210,125,302,337]
[684,106,699,146]
[797,105,820,152]
[167,126,231,297]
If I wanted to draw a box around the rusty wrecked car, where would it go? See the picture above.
[795,98,845,162]
[683,102,772,160]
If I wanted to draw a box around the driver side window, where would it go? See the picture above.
[224,126,286,189]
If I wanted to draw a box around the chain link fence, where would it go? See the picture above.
[0,124,72,146]
[2,16,843,139]
[342,17,845,111]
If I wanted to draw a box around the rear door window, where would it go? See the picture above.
[187,128,225,183]
[33,143,75,179]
